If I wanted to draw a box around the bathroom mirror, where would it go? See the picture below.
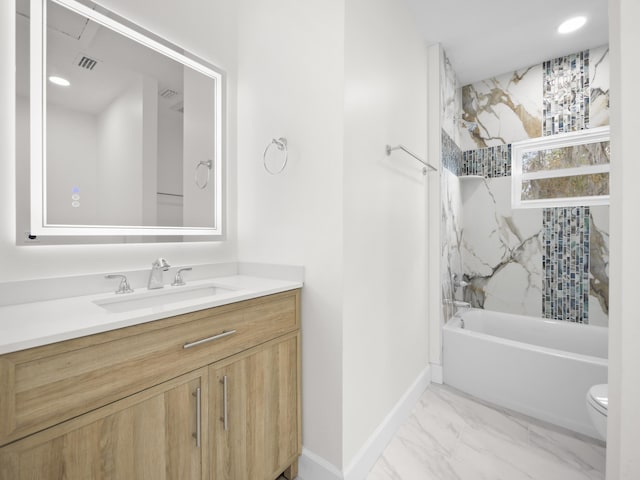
[17,0,224,238]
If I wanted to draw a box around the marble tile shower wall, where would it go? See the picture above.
[441,166,463,322]
[459,45,609,151]
[589,46,610,128]
[442,51,462,147]
[461,177,543,317]
[440,50,464,325]
[455,46,610,326]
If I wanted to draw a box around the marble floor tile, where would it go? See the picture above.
[367,384,605,480]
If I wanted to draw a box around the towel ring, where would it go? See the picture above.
[263,137,288,175]
[195,160,213,189]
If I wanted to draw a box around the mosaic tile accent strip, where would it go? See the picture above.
[542,207,590,323]
[461,144,511,178]
[543,51,590,136]
[441,129,462,175]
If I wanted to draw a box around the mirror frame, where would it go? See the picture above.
[28,0,224,237]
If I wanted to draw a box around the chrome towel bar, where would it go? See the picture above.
[385,144,438,175]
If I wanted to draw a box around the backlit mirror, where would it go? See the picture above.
[16,0,223,239]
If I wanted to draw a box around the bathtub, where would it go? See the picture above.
[443,309,608,439]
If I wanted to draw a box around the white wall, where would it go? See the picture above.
[157,102,184,226]
[1,0,237,282]
[342,0,429,467]
[236,0,431,473]
[142,76,159,226]
[157,105,183,196]
[607,0,640,477]
[97,78,144,226]
[15,94,31,243]
[182,67,216,228]
[427,45,444,367]
[45,102,99,225]
[235,0,345,469]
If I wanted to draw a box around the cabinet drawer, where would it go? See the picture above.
[0,290,299,446]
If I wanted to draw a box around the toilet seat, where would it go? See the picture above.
[587,384,608,417]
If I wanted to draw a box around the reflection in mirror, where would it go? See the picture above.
[16,0,223,239]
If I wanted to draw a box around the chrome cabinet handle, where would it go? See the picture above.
[221,375,228,431]
[183,330,237,349]
[192,387,201,447]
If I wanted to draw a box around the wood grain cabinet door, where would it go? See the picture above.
[0,368,209,480]
[210,333,301,480]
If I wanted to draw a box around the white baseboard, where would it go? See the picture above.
[342,365,431,480]
[298,447,343,480]
[299,366,432,480]
[430,363,443,384]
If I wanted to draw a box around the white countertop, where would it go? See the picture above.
[0,275,302,355]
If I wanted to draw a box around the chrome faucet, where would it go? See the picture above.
[453,300,471,310]
[171,267,192,286]
[148,258,170,289]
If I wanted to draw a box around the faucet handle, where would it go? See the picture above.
[105,274,134,294]
[171,267,192,286]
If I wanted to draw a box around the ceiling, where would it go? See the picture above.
[16,0,184,115]
[403,0,609,85]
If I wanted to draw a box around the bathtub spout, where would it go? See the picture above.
[453,300,471,317]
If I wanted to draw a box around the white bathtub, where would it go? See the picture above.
[443,309,608,439]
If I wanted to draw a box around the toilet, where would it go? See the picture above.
[586,384,608,441]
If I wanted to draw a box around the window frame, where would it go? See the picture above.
[511,126,610,209]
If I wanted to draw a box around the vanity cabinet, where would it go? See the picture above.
[211,334,300,480]
[0,290,301,480]
[0,368,208,480]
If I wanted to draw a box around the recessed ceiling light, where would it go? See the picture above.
[48,76,70,87]
[558,16,587,34]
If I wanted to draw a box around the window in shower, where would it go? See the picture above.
[511,126,610,208]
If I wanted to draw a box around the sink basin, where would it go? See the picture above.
[94,284,234,313]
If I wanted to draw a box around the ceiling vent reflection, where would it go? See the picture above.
[76,54,98,70]
[159,88,179,98]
